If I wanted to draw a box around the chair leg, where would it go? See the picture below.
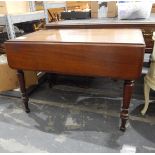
[141,82,150,115]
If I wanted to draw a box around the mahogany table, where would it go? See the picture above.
[46,16,155,53]
[5,29,145,131]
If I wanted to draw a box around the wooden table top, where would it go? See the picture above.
[47,13,155,25]
[10,29,145,45]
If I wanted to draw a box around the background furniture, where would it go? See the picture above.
[141,32,155,115]
[0,11,45,39]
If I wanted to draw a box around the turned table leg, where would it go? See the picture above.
[47,73,53,88]
[47,73,57,88]
[120,80,135,131]
[17,70,30,113]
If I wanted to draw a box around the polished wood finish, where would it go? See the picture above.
[46,18,155,53]
[17,70,30,113]
[5,29,145,80]
[120,80,135,131]
[5,29,145,131]
[7,29,145,44]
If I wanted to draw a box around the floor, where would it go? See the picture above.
[0,75,155,153]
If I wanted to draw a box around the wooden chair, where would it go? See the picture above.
[141,32,155,115]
